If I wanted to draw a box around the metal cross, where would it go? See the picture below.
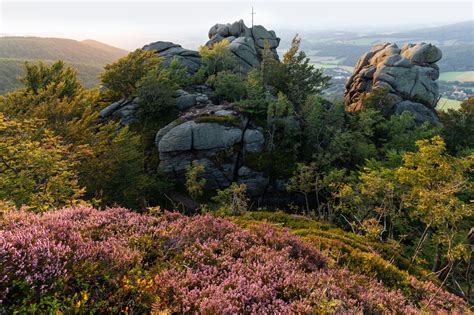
[251,6,256,27]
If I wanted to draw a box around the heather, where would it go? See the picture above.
[1,206,469,313]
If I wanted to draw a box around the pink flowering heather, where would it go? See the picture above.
[0,207,470,313]
[152,215,420,314]
[0,206,159,303]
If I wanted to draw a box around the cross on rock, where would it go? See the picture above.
[251,6,256,27]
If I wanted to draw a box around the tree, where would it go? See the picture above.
[278,35,330,110]
[237,69,268,119]
[439,97,474,156]
[0,113,84,212]
[301,96,347,166]
[100,49,161,99]
[206,70,246,102]
[21,60,81,98]
[136,66,177,120]
[267,92,296,150]
[0,61,165,209]
[287,162,318,214]
[335,163,401,238]
[395,136,473,266]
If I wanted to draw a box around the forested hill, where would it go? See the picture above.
[0,37,128,93]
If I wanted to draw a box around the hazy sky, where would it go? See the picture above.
[1,0,473,50]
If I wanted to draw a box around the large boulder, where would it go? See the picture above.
[143,41,201,75]
[99,97,139,126]
[155,104,267,196]
[206,20,280,74]
[344,42,442,124]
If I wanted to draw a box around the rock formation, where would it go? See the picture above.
[100,22,444,201]
[99,97,139,126]
[143,41,201,75]
[206,20,280,73]
[344,42,442,124]
[155,104,269,196]
[100,20,280,126]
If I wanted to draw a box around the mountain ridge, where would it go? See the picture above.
[0,36,128,94]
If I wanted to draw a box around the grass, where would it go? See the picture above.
[436,97,462,111]
[439,71,474,82]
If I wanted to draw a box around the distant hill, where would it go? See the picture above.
[0,37,128,94]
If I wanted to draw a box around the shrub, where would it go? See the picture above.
[100,49,161,99]
[206,70,246,102]
[1,207,469,314]
[0,114,84,212]
[199,40,236,76]
[212,183,249,215]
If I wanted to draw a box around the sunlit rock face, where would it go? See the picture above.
[345,42,442,124]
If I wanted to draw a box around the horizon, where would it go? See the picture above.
[1,0,473,50]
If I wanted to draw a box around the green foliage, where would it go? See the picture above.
[287,163,318,214]
[21,60,81,98]
[335,136,473,295]
[301,96,351,166]
[0,37,128,94]
[136,66,177,120]
[212,183,248,215]
[439,96,474,156]
[267,92,298,150]
[277,35,330,110]
[185,161,206,200]
[199,40,236,76]
[237,69,269,119]
[0,113,84,211]
[167,56,190,88]
[206,70,246,102]
[396,136,473,263]
[0,61,163,209]
[377,112,440,163]
[79,125,161,209]
[100,49,161,99]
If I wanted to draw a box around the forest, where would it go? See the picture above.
[0,33,473,313]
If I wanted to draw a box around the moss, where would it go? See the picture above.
[195,115,240,127]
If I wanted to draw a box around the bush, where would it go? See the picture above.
[199,40,236,76]
[0,114,84,211]
[206,70,246,102]
[100,49,161,99]
[1,207,468,314]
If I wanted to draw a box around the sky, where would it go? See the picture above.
[1,0,473,50]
